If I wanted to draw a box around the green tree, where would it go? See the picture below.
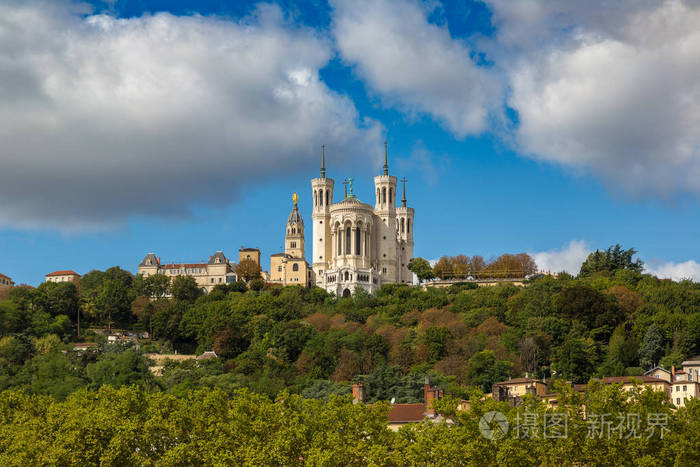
[170,276,202,303]
[467,350,512,392]
[555,336,599,383]
[143,273,170,298]
[579,244,644,277]
[639,324,665,369]
[408,257,434,283]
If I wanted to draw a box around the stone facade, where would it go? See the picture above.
[311,145,414,296]
[138,251,238,293]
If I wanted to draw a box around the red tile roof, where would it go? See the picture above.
[46,270,80,277]
[160,263,207,269]
[0,272,11,281]
[387,403,426,423]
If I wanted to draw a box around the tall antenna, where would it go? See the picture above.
[383,141,389,175]
[321,144,326,178]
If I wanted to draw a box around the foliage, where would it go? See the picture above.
[407,257,434,283]
[579,244,644,277]
[236,259,262,282]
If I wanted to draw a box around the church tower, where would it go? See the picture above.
[374,142,398,281]
[285,193,305,259]
[311,146,334,281]
[396,177,415,283]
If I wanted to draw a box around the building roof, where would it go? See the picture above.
[644,366,671,375]
[239,247,260,252]
[208,251,228,265]
[682,356,700,365]
[139,253,159,267]
[287,203,303,226]
[0,272,12,281]
[46,270,80,277]
[596,376,669,385]
[496,378,545,385]
[387,403,426,423]
[672,379,699,385]
[161,263,206,269]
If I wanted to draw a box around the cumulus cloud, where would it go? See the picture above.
[645,260,700,282]
[331,0,501,138]
[529,240,591,275]
[0,0,382,230]
[490,0,700,199]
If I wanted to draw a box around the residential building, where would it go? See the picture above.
[644,366,672,383]
[492,378,548,404]
[0,272,14,287]
[45,270,81,284]
[138,251,238,293]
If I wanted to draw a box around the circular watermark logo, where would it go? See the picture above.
[479,411,509,440]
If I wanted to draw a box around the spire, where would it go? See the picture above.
[343,178,348,198]
[401,177,407,207]
[320,144,326,178]
[383,141,389,175]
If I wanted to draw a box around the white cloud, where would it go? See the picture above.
[331,0,501,138]
[0,0,382,230]
[645,260,700,282]
[529,240,591,275]
[491,0,700,199]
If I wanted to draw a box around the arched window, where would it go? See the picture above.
[337,227,342,255]
[407,219,411,233]
[292,263,299,272]
[401,218,405,233]
[292,227,296,234]
[377,188,380,203]
[355,227,361,255]
[319,189,323,206]
[326,190,329,206]
[314,190,317,206]
[345,227,351,255]
[382,187,386,204]
[344,271,349,281]
[389,187,393,204]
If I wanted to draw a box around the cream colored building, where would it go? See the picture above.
[0,273,14,287]
[311,144,415,297]
[45,270,81,283]
[138,251,238,293]
[270,194,311,286]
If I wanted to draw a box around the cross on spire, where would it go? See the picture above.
[383,141,389,175]
[321,144,326,178]
[400,177,407,207]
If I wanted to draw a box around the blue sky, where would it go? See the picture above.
[2,0,700,285]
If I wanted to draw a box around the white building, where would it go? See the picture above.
[311,144,415,296]
[138,251,238,294]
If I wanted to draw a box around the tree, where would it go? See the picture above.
[236,259,261,282]
[408,257,434,283]
[639,324,665,369]
[97,279,133,328]
[171,276,202,303]
[143,274,170,298]
[579,244,644,277]
[555,337,598,383]
[467,350,513,392]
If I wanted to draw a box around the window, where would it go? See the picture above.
[219,277,222,283]
[677,398,681,404]
[319,189,323,206]
[293,263,299,272]
[355,227,361,255]
[401,218,405,233]
[326,190,329,205]
[211,278,215,283]
[684,385,687,391]
[345,227,351,255]
[407,219,410,233]
[291,242,297,248]
[314,190,317,206]
[278,266,282,272]
[382,267,387,273]
[676,386,680,392]
[382,187,386,204]
[389,187,393,204]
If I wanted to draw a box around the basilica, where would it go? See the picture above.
[305,144,415,296]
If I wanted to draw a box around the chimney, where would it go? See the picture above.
[352,381,365,404]
[424,376,436,416]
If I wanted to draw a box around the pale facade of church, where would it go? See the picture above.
[269,193,312,287]
[308,145,414,296]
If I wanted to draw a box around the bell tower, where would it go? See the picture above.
[311,145,334,282]
[396,177,415,283]
[285,193,305,259]
[374,141,398,281]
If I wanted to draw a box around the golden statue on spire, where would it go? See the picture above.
[293,192,298,205]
